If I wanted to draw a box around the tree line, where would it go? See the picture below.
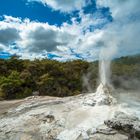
[0,55,140,100]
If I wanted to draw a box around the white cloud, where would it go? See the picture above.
[0,16,77,60]
[28,0,86,12]
[99,0,140,56]
[0,0,140,61]
[3,15,22,23]
[19,23,75,53]
[0,44,5,51]
[97,0,140,19]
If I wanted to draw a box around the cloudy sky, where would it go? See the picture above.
[0,0,140,60]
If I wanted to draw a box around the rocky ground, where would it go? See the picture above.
[0,88,140,140]
[0,99,23,116]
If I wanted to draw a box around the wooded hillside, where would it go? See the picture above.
[0,55,140,100]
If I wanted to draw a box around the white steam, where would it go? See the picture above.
[99,45,117,86]
[99,59,110,86]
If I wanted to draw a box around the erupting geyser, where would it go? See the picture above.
[83,56,117,106]
[94,48,117,105]
[99,59,111,86]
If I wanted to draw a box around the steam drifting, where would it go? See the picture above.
[99,46,117,86]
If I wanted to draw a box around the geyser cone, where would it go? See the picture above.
[95,83,116,105]
[83,83,116,106]
[96,83,113,95]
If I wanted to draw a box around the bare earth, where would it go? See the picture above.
[0,92,140,140]
[0,96,58,116]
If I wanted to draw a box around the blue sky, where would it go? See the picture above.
[0,0,72,26]
[0,0,140,60]
[0,0,112,26]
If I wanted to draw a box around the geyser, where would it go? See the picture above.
[99,59,111,86]
[99,47,113,87]
[94,47,116,105]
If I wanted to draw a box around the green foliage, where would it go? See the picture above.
[111,55,140,89]
[16,88,32,99]
[0,88,6,100]
[37,73,55,95]
[0,71,24,99]
[0,54,139,100]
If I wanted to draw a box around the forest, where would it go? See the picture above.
[0,54,140,100]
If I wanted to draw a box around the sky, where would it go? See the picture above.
[0,0,140,61]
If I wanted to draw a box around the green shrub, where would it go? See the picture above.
[16,88,32,99]
[0,88,5,100]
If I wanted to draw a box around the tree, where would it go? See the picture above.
[37,73,55,96]
[0,71,24,99]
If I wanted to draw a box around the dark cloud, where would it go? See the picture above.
[0,28,20,46]
[26,26,69,53]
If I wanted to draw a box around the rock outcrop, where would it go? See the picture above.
[105,111,140,140]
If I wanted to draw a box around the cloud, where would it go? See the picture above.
[0,16,76,59]
[0,44,5,51]
[95,0,140,58]
[97,0,140,19]
[20,25,74,53]
[2,15,22,23]
[0,0,140,61]
[0,28,20,46]
[0,16,21,50]
[0,0,113,60]
[28,0,86,12]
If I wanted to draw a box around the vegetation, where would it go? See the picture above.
[0,55,140,100]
